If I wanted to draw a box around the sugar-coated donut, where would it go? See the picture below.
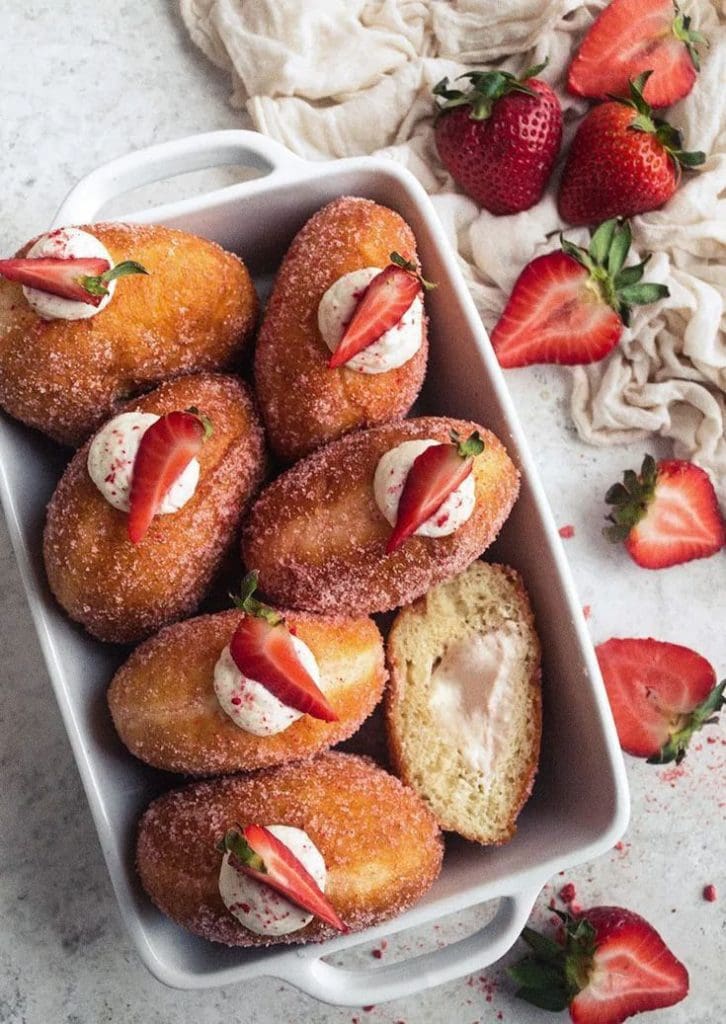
[254,197,428,461]
[0,223,258,446]
[242,416,519,616]
[44,373,265,644]
[136,752,444,946]
[108,609,386,775]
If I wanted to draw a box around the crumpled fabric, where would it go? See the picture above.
[181,0,726,498]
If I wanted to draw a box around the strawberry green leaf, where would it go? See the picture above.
[618,283,670,305]
[673,11,708,72]
[589,219,617,266]
[452,429,485,458]
[614,258,650,289]
[607,221,631,277]
[648,679,726,765]
[231,571,283,625]
[514,986,571,1012]
[218,826,266,872]
[509,959,566,990]
[521,927,564,961]
[79,259,148,297]
[389,250,436,291]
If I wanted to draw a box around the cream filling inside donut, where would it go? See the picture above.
[373,439,476,538]
[218,825,326,936]
[318,266,423,374]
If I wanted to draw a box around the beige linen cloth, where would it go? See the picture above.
[181,0,726,499]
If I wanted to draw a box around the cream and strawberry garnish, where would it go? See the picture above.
[0,227,147,321]
[214,573,337,736]
[87,408,211,543]
[323,251,433,372]
[218,823,346,936]
[374,430,484,553]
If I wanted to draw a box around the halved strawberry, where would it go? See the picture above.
[386,430,484,553]
[568,0,707,108]
[229,572,338,722]
[596,637,724,763]
[605,455,725,568]
[0,257,147,306]
[219,824,347,932]
[491,219,669,368]
[328,252,432,369]
[127,409,211,544]
[510,905,689,1022]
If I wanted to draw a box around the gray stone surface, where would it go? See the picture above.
[0,3,723,1022]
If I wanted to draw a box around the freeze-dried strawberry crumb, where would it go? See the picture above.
[559,882,576,904]
[703,884,717,902]
[558,524,575,538]
[582,604,592,619]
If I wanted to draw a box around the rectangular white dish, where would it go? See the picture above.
[0,130,629,1007]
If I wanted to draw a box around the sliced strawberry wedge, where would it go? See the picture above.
[510,905,689,1022]
[567,0,706,108]
[229,573,338,722]
[596,637,724,763]
[220,824,347,932]
[328,253,426,369]
[127,410,209,544]
[0,256,111,305]
[387,430,484,554]
[605,455,725,568]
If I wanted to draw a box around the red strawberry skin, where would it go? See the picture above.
[435,79,562,215]
[570,906,689,1024]
[491,252,622,368]
[386,442,473,553]
[0,256,110,305]
[558,103,679,226]
[627,461,725,569]
[237,824,347,932]
[229,616,338,722]
[329,264,420,369]
[127,411,205,544]
[568,0,697,108]
[596,637,717,757]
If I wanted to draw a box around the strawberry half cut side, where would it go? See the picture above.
[604,454,725,568]
[386,430,484,554]
[229,572,338,722]
[567,0,707,108]
[219,824,348,933]
[509,906,689,1022]
[127,408,211,544]
[328,252,433,369]
[491,219,669,368]
[596,637,723,763]
[0,257,147,306]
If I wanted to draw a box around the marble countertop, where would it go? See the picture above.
[1,4,723,1023]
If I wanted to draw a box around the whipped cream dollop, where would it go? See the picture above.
[318,266,423,374]
[373,439,476,538]
[87,411,200,513]
[213,635,324,736]
[219,825,326,936]
[24,227,115,321]
[429,625,526,777]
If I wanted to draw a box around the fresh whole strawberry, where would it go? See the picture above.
[433,62,562,215]
[127,408,211,543]
[229,572,338,722]
[510,905,689,1023]
[491,218,668,368]
[596,637,724,763]
[558,72,705,226]
[605,454,725,568]
[0,256,147,306]
[218,824,347,932]
[568,0,707,108]
[328,252,434,369]
[387,430,484,553]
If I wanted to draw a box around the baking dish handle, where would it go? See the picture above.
[50,130,307,227]
[276,885,541,1007]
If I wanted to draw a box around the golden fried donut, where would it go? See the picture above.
[242,416,519,616]
[254,197,428,461]
[136,752,444,946]
[108,609,386,775]
[0,223,258,445]
[44,373,265,644]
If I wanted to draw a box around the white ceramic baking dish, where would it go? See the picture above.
[0,130,629,1006]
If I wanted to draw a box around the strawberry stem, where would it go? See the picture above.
[451,429,485,458]
[603,454,658,542]
[389,251,436,291]
[672,4,708,72]
[79,259,148,298]
[613,72,706,170]
[510,911,596,1012]
[433,61,548,122]
[649,679,726,764]
[231,571,284,626]
[217,826,267,872]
